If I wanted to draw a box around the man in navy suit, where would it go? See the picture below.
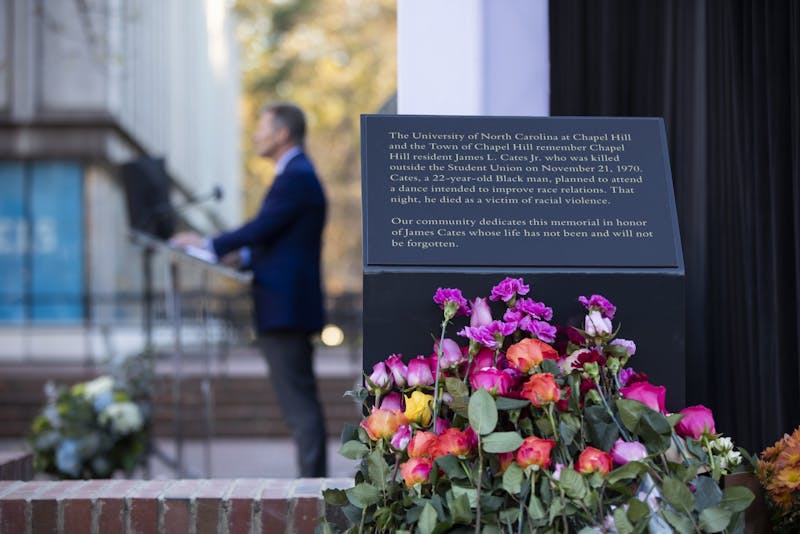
[173,103,327,477]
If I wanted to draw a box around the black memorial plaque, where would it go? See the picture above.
[362,115,680,268]
[361,115,685,409]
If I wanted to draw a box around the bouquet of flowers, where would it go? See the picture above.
[324,278,753,533]
[757,426,800,532]
[29,373,148,479]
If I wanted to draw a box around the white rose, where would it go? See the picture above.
[100,402,144,434]
[584,310,612,336]
[83,376,114,399]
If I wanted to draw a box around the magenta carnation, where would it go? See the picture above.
[433,288,470,318]
[516,298,554,321]
[578,294,617,319]
[489,277,530,303]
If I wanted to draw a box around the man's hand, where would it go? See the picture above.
[169,231,206,249]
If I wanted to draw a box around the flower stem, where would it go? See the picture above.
[432,318,448,427]
[595,381,631,441]
[475,440,484,534]
[703,435,718,480]
[546,405,569,464]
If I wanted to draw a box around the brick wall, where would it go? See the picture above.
[0,478,354,533]
[0,453,33,482]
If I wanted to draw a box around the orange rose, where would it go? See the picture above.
[400,457,434,487]
[497,451,515,473]
[516,436,556,470]
[506,338,559,373]
[576,446,613,475]
[430,428,477,459]
[407,431,437,458]
[360,408,407,441]
[520,373,561,407]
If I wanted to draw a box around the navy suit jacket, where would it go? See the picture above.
[211,152,326,333]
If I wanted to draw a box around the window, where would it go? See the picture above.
[0,162,84,322]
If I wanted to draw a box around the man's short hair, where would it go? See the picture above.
[262,103,306,145]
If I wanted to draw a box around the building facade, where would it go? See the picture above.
[0,0,241,360]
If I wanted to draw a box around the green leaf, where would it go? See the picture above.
[447,490,473,525]
[613,506,635,534]
[700,506,733,532]
[345,482,381,508]
[662,477,695,512]
[699,506,733,531]
[322,488,348,506]
[667,413,685,427]
[499,507,520,526]
[616,398,646,431]
[693,476,723,511]
[584,404,619,451]
[445,377,469,399]
[662,509,694,534]
[367,449,390,485]
[451,485,477,508]
[340,422,358,444]
[606,461,646,484]
[626,497,649,522]
[541,359,560,375]
[558,420,578,446]
[482,431,524,453]
[528,494,546,520]
[495,396,530,410]
[719,486,755,513]
[418,503,438,534]
[435,454,467,480]
[468,388,498,435]
[559,468,588,500]
[636,410,673,453]
[502,463,523,495]
[548,497,564,524]
[338,440,369,460]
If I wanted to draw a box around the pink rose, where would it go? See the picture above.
[365,362,392,393]
[620,381,666,413]
[435,338,464,369]
[675,405,716,439]
[379,392,403,412]
[470,297,493,327]
[407,356,434,387]
[385,354,407,388]
[391,424,412,451]
[610,439,648,465]
[469,367,513,395]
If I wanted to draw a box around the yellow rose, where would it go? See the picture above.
[404,391,434,427]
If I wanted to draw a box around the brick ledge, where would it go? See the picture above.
[0,478,354,533]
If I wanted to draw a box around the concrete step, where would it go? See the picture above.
[0,346,364,440]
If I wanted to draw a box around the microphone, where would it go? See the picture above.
[142,185,224,237]
[171,185,224,213]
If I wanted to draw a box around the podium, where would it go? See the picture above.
[130,231,252,477]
